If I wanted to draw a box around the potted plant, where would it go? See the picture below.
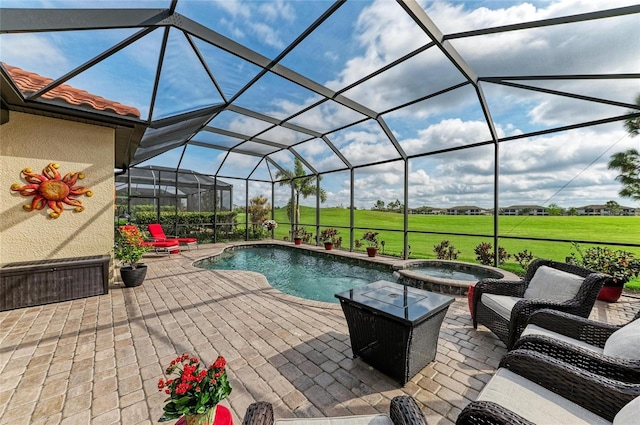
[319,228,339,250]
[158,353,232,424]
[292,227,313,245]
[114,227,151,287]
[362,231,379,257]
[568,243,640,302]
[262,219,278,238]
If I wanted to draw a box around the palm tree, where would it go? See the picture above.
[624,93,640,137]
[608,94,640,201]
[608,148,640,202]
[275,158,327,231]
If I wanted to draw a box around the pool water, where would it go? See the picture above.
[197,246,396,303]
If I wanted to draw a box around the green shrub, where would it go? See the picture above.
[475,242,510,265]
[569,243,640,284]
[514,250,535,271]
[433,240,460,260]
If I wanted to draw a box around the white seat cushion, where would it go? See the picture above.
[481,294,521,319]
[477,368,611,425]
[521,324,605,354]
[275,415,393,425]
[613,395,640,425]
[523,266,584,301]
[603,319,640,360]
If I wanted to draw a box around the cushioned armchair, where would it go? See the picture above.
[513,308,640,383]
[457,349,640,425]
[242,396,427,425]
[472,258,610,350]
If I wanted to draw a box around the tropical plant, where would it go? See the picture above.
[114,227,151,268]
[319,228,339,244]
[568,242,640,285]
[433,240,460,260]
[292,227,312,243]
[158,354,232,422]
[474,242,510,266]
[513,250,535,271]
[362,231,379,248]
[275,158,327,232]
[248,195,271,228]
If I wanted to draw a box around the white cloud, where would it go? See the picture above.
[259,0,295,23]
[216,0,251,19]
[399,118,496,154]
[250,22,286,50]
[0,34,69,76]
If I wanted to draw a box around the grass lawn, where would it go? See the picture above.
[263,206,640,289]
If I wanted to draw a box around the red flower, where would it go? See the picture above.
[159,353,232,422]
[176,383,192,394]
[213,356,226,369]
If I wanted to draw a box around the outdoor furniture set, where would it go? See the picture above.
[241,258,639,424]
[472,258,610,350]
[118,223,197,255]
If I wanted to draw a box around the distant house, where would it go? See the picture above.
[621,206,639,216]
[446,206,487,215]
[408,206,445,215]
[577,205,638,216]
[501,205,548,216]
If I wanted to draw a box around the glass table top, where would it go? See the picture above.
[335,280,454,324]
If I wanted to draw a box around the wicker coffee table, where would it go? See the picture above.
[335,280,454,385]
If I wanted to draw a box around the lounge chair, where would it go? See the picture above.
[512,308,640,383]
[147,223,198,250]
[242,395,427,425]
[472,258,609,349]
[118,225,180,255]
[457,349,640,424]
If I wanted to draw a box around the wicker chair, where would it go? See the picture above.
[242,396,427,425]
[513,308,640,383]
[472,258,609,350]
[457,349,640,425]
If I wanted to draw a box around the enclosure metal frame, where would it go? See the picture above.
[2,1,640,260]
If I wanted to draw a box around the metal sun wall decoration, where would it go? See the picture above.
[11,162,93,219]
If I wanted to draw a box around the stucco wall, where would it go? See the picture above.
[1,111,114,265]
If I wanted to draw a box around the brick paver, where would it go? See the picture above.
[1,242,638,424]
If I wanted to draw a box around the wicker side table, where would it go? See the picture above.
[336,280,454,385]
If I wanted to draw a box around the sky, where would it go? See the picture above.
[1,0,639,211]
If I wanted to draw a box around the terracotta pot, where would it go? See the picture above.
[294,238,302,245]
[467,283,475,319]
[366,247,378,257]
[597,285,624,303]
[324,242,333,250]
[119,264,147,287]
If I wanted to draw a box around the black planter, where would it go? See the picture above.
[120,264,147,287]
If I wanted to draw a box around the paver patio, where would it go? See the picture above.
[1,242,638,425]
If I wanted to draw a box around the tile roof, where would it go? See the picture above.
[3,63,141,118]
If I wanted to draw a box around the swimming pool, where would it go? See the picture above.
[196,246,397,303]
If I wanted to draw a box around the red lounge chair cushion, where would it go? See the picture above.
[148,224,197,245]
